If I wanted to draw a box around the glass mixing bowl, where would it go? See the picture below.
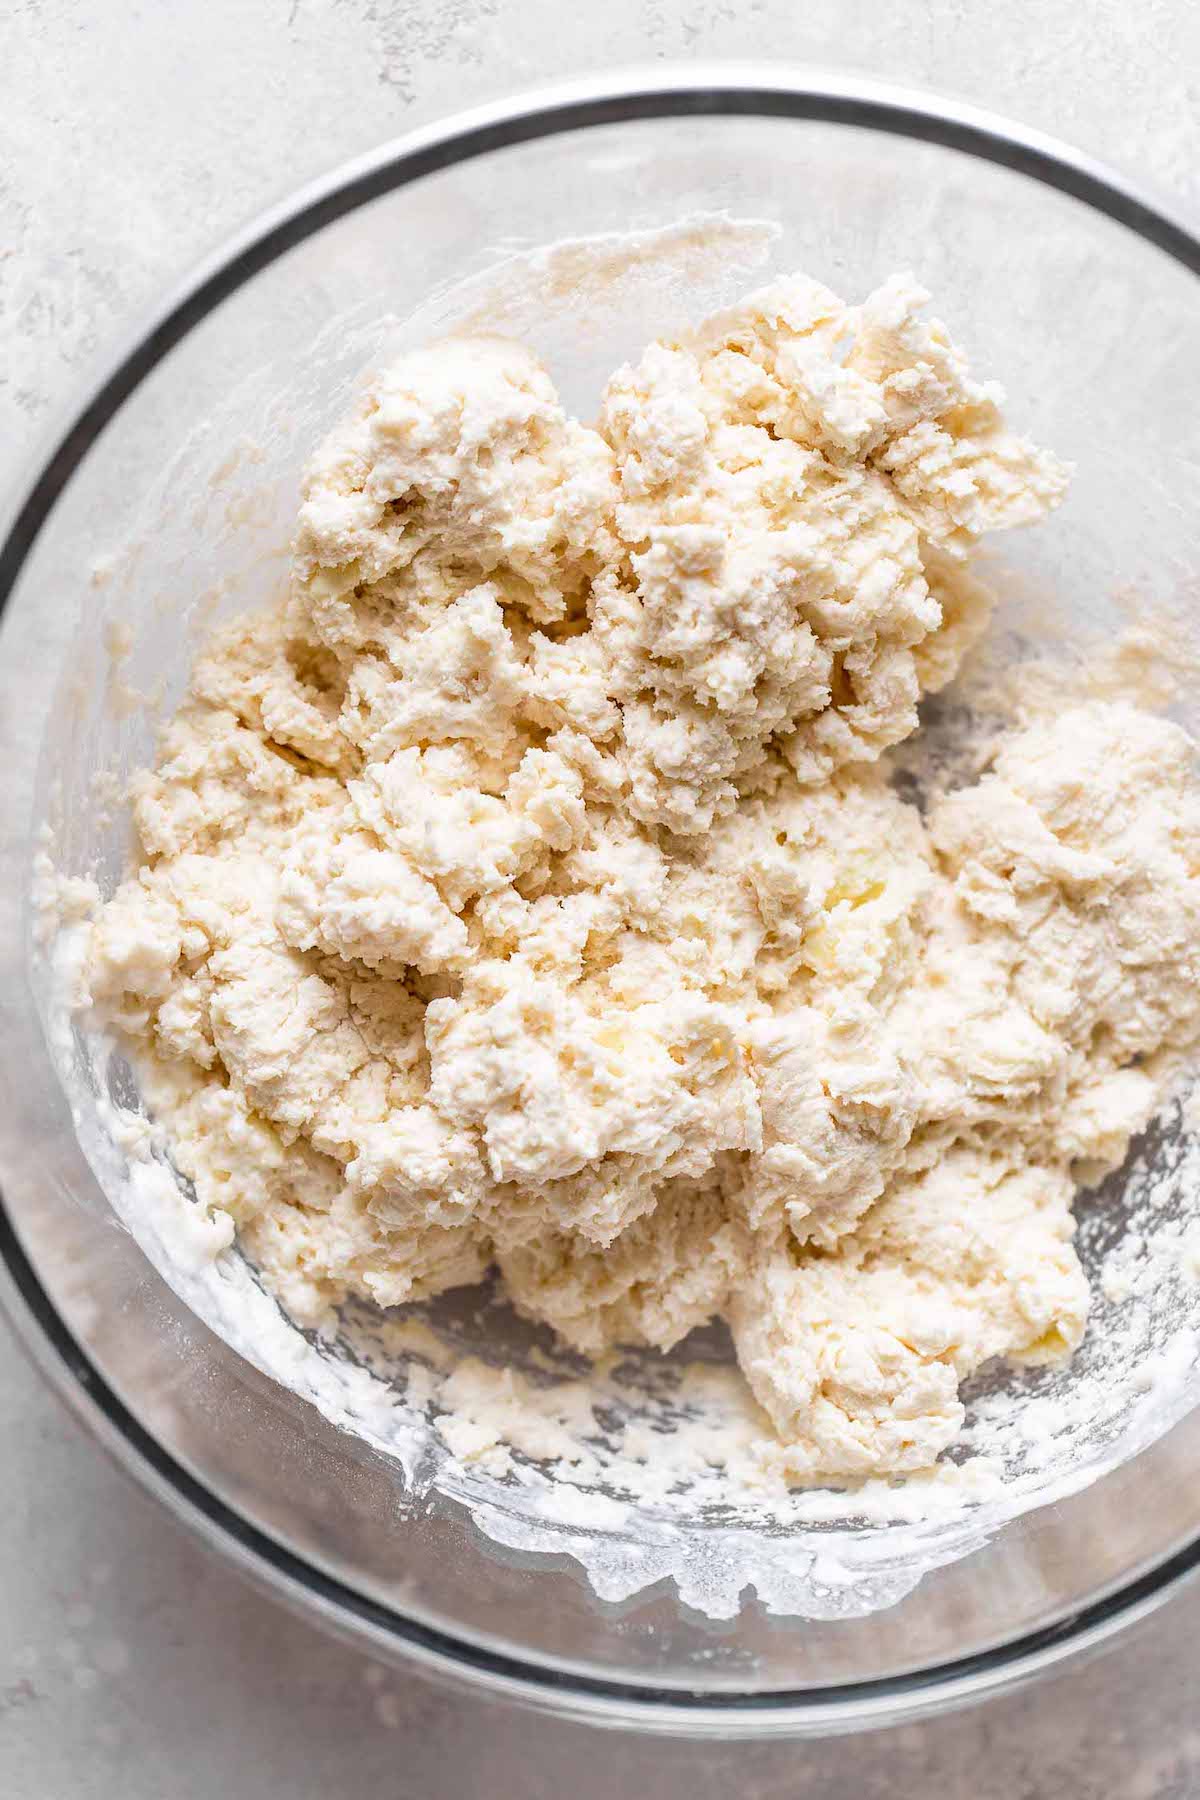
[3,70,1200,1737]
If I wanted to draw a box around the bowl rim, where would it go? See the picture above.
[4,64,1200,1735]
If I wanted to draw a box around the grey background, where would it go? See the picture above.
[3,2,1200,1794]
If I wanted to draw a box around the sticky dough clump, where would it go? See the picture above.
[81,272,1200,1480]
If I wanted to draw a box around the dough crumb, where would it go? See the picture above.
[79,272,1200,1483]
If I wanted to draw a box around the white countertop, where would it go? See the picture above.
[3,3,1200,1794]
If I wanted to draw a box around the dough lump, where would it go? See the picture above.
[81,272,1200,1481]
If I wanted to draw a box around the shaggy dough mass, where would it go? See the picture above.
[81,272,1200,1481]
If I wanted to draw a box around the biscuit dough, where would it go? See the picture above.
[81,273,1200,1481]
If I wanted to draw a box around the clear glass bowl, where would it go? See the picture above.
[3,70,1200,1737]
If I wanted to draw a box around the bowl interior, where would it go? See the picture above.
[5,100,1200,1723]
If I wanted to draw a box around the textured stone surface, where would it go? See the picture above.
[3,2,1200,1794]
